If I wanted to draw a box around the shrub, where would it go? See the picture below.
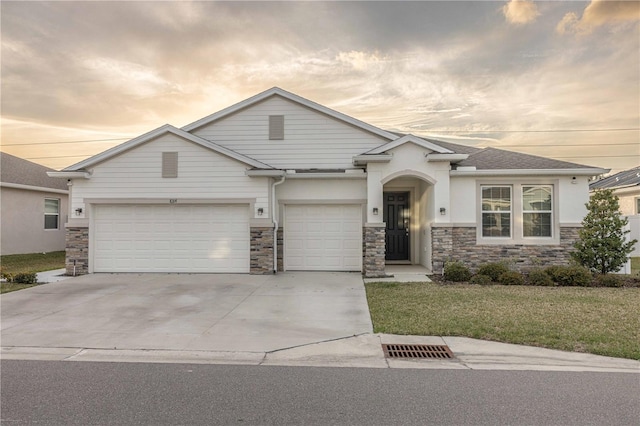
[498,271,525,286]
[12,272,38,284]
[545,265,592,287]
[527,269,555,286]
[444,261,472,282]
[470,274,493,285]
[476,262,510,282]
[594,274,623,288]
[572,189,637,274]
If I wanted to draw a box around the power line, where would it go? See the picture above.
[426,128,640,133]
[497,142,638,148]
[4,128,640,147]
[2,137,130,147]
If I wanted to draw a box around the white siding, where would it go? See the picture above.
[71,134,270,219]
[191,96,389,169]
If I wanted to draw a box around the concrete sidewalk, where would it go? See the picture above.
[3,334,638,373]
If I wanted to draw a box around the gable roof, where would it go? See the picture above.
[0,152,68,191]
[365,134,454,154]
[61,124,273,171]
[182,87,399,141]
[589,166,640,190]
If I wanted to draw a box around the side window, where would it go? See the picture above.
[522,186,553,237]
[481,186,511,237]
[636,198,640,215]
[44,198,60,230]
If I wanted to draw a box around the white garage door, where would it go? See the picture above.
[285,204,362,271]
[93,204,249,273]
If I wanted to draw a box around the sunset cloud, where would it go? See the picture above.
[502,0,540,25]
[1,1,637,173]
[557,0,640,35]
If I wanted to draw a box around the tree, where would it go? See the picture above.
[571,189,637,274]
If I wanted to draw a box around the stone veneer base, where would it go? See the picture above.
[363,224,386,278]
[431,226,581,274]
[65,226,89,276]
[250,226,275,275]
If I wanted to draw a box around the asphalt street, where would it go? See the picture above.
[2,360,639,425]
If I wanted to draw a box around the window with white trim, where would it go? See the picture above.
[481,186,511,237]
[522,186,553,237]
[44,198,60,230]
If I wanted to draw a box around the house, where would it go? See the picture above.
[1,152,69,255]
[48,87,608,277]
[589,166,640,257]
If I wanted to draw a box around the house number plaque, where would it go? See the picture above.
[169,199,178,204]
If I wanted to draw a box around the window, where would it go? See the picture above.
[522,186,552,237]
[269,115,284,140]
[162,152,178,178]
[481,186,511,237]
[636,198,640,215]
[44,198,59,230]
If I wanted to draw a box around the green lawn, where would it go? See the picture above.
[365,282,640,360]
[632,257,640,276]
[1,251,65,275]
[1,251,65,294]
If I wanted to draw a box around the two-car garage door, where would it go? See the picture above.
[93,205,249,273]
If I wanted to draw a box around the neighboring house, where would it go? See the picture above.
[48,87,607,277]
[1,152,69,255]
[589,166,640,257]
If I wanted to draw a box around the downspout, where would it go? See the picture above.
[272,175,286,273]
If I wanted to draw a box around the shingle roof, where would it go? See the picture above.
[456,147,596,170]
[0,152,68,190]
[589,166,640,190]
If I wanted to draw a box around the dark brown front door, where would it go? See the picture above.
[384,192,409,261]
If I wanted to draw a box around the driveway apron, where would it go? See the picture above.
[0,272,373,353]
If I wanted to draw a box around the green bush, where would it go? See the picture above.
[470,274,493,285]
[12,272,38,284]
[476,262,510,282]
[545,265,592,287]
[444,261,472,282]
[527,269,555,286]
[594,274,623,288]
[498,271,525,286]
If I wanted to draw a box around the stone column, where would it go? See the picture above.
[431,225,453,274]
[363,223,387,278]
[66,226,89,276]
[250,226,275,274]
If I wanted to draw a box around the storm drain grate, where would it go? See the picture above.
[382,344,454,359]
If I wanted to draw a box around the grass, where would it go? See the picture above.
[0,251,65,294]
[1,251,65,275]
[365,281,640,360]
[632,257,640,276]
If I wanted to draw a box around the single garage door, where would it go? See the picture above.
[93,204,249,273]
[285,204,362,271]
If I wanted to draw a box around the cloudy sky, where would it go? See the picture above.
[1,1,638,173]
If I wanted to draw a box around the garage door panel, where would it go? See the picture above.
[93,204,249,273]
[285,204,362,272]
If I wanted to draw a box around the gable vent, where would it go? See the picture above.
[269,115,284,140]
[162,152,178,178]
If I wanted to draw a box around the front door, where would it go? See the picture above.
[384,192,409,261]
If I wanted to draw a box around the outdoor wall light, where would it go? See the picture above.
[373,207,379,215]
[257,207,264,216]
[75,208,83,215]
[440,207,446,215]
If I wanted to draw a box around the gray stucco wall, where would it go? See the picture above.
[1,187,68,255]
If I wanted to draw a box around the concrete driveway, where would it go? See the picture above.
[1,272,372,353]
